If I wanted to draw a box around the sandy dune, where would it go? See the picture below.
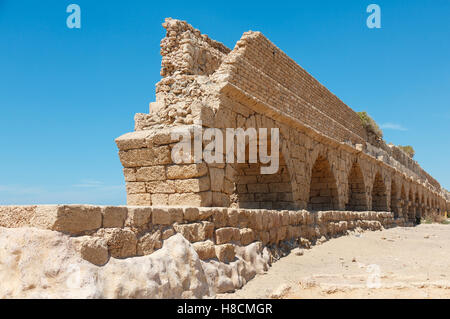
[220,223,450,299]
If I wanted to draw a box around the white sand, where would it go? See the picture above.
[220,223,450,299]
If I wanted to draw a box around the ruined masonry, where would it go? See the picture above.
[1,18,449,298]
[116,18,449,220]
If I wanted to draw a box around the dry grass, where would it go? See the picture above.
[422,213,449,224]
[357,111,383,138]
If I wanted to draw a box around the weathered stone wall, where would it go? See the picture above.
[0,204,395,296]
[0,205,395,264]
[116,18,449,222]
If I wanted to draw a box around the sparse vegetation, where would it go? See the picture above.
[357,111,383,138]
[398,145,415,158]
[422,213,449,224]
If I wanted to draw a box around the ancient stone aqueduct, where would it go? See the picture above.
[117,18,449,220]
[1,18,449,297]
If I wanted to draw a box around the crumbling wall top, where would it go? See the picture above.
[160,18,231,77]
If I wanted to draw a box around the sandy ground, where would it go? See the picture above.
[219,223,450,299]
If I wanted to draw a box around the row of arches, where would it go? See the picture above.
[224,114,447,217]
[233,144,446,219]
[306,160,391,213]
[305,155,444,219]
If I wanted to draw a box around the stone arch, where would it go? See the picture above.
[415,191,421,218]
[407,188,414,220]
[390,179,399,218]
[371,172,388,211]
[308,155,339,210]
[400,184,407,218]
[232,132,297,210]
[345,161,367,211]
[420,190,426,217]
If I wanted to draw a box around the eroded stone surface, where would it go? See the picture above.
[114,18,448,218]
[0,228,271,298]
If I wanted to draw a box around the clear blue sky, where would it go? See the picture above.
[0,0,449,205]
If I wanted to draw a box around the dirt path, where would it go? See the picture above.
[218,223,450,299]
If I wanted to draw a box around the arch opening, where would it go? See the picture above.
[371,172,388,211]
[415,191,421,219]
[390,179,399,218]
[346,162,367,211]
[234,148,296,210]
[408,189,415,220]
[400,185,407,218]
[308,155,339,211]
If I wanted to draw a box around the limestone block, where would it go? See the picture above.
[236,209,249,228]
[215,244,236,263]
[288,211,298,225]
[125,207,152,229]
[183,207,199,222]
[99,228,137,258]
[192,240,216,260]
[123,168,137,182]
[152,208,171,225]
[277,226,287,242]
[258,231,270,245]
[248,210,263,230]
[236,175,257,185]
[289,225,301,239]
[126,182,146,194]
[115,130,152,151]
[174,177,210,193]
[166,163,208,179]
[162,227,175,240]
[222,179,235,195]
[215,227,240,244]
[240,228,255,246]
[280,210,290,226]
[247,183,269,193]
[198,207,214,220]
[173,223,201,242]
[261,210,271,231]
[102,206,128,228]
[269,228,277,243]
[137,231,162,256]
[225,165,236,181]
[127,193,151,206]
[145,181,176,194]
[174,221,214,243]
[212,208,228,228]
[199,221,215,241]
[227,209,239,227]
[210,168,225,192]
[169,207,184,223]
[32,205,102,235]
[305,211,315,225]
[212,192,230,207]
[135,166,166,181]
[236,184,247,194]
[119,146,171,168]
[151,194,168,206]
[74,236,109,266]
[168,192,212,206]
